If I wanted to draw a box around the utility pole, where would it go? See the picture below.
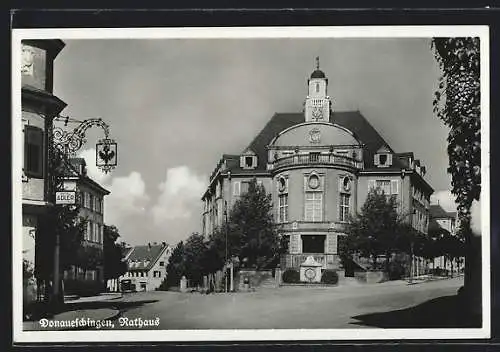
[224,200,228,293]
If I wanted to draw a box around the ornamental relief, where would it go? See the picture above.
[308,128,321,144]
[21,45,35,76]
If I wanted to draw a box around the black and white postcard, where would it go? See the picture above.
[12,25,490,343]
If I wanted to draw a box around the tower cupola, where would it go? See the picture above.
[304,57,331,122]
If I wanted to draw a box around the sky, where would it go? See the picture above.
[52,37,460,246]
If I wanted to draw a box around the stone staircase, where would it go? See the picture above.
[258,275,277,289]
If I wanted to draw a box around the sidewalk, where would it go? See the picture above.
[65,292,122,305]
[23,292,123,331]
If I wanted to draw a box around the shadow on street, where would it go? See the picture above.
[350,294,482,328]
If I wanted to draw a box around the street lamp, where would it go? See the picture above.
[49,117,118,307]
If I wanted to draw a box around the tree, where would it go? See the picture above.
[228,178,281,269]
[432,37,481,309]
[165,241,186,288]
[183,232,208,286]
[344,189,413,270]
[103,225,127,284]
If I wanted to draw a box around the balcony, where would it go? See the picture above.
[280,253,341,270]
[272,153,362,171]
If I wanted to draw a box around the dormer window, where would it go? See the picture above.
[240,149,257,170]
[374,146,393,168]
[374,153,392,167]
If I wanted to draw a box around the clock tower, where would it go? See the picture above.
[304,57,331,122]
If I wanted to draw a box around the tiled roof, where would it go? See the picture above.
[430,204,455,219]
[126,243,168,271]
[225,111,395,174]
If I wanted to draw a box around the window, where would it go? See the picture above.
[305,192,323,222]
[89,221,94,241]
[86,221,91,241]
[245,156,253,167]
[339,193,350,222]
[83,192,90,208]
[24,125,44,178]
[315,83,320,93]
[241,181,250,194]
[159,261,165,266]
[89,194,94,211]
[233,181,241,196]
[278,194,288,223]
[375,180,391,195]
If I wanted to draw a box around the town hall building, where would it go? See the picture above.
[201,60,434,278]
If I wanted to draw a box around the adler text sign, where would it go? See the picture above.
[56,191,76,205]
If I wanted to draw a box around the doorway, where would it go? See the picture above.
[302,235,326,253]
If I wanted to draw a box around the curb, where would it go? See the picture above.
[406,275,463,285]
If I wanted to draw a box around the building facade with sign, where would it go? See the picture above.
[21,40,67,276]
[201,63,434,278]
[62,158,110,287]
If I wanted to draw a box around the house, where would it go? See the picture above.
[429,203,464,273]
[118,242,171,292]
[62,158,110,289]
[201,61,434,281]
[21,39,67,304]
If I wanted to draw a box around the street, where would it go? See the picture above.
[107,277,467,329]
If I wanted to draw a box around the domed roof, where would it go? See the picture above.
[270,122,361,148]
[310,69,326,79]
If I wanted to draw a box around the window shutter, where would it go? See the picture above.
[233,181,240,196]
[368,179,375,191]
[391,179,399,195]
[240,156,245,168]
[387,154,393,166]
[338,177,343,192]
[374,154,380,166]
[24,125,44,178]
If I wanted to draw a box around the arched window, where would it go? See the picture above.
[315,83,320,93]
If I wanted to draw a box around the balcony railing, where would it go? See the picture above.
[273,153,361,170]
[280,253,341,269]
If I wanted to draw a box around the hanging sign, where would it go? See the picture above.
[56,191,76,205]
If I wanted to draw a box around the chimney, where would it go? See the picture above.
[162,241,167,247]
[148,242,151,250]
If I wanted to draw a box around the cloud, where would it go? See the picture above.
[470,199,481,237]
[78,148,112,185]
[151,166,207,226]
[431,190,482,236]
[78,148,149,226]
[430,190,457,212]
[104,172,150,225]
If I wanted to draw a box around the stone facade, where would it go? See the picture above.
[201,63,434,274]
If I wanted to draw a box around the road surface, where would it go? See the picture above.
[110,277,465,329]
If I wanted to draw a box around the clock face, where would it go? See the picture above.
[312,107,323,120]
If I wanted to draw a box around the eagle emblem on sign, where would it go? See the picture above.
[309,128,321,144]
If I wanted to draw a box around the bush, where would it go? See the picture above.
[282,268,300,283]
[320,270,339,284]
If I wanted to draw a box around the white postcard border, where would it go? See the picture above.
[12,25,491,343]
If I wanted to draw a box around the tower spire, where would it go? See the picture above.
[316,56,320,70]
